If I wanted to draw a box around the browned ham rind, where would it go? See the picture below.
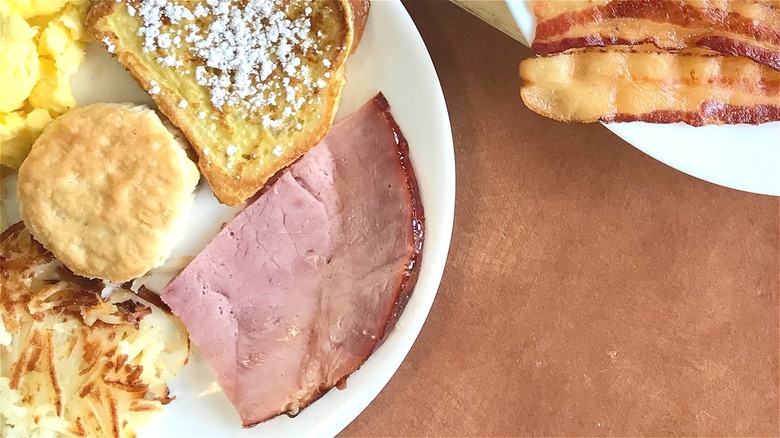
[519,50,780,125]
[532,0,780,71]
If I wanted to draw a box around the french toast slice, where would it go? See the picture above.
[87,0,354,205]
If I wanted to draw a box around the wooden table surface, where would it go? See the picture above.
[341,1,780,436]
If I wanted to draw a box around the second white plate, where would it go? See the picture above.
[506,0,780,196]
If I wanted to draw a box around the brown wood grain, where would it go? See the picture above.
[340,1,780,436]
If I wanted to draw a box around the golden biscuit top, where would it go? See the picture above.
[17,103,200,282]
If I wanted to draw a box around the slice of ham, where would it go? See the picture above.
[161,93,423,427]
[531,0,780,71]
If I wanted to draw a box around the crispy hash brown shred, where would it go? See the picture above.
[519,50,780,125]
[0,223,190,438]
[532,0,780,71]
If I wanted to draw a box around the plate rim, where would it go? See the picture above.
[311,2,456,435]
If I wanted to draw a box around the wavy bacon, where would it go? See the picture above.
[532,0,780,70]
[519,50,780,125]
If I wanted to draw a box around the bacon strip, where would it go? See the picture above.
[532,0,780,70]
[519,50,780,126]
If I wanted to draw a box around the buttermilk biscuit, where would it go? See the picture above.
[17,103,200,282]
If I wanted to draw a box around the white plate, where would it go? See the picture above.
[2,1,454,436]
[506,0,780,196]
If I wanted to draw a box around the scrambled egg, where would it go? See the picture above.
[0,0,88,169]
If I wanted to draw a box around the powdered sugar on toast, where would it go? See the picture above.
[134,0,335,129]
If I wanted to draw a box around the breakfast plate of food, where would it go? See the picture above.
[506,0,780,196]
[0,0,455,437]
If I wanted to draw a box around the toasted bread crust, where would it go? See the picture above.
[349,0,370,52]
[87,0,354,206]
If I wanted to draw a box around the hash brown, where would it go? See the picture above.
[0,222,189,438]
